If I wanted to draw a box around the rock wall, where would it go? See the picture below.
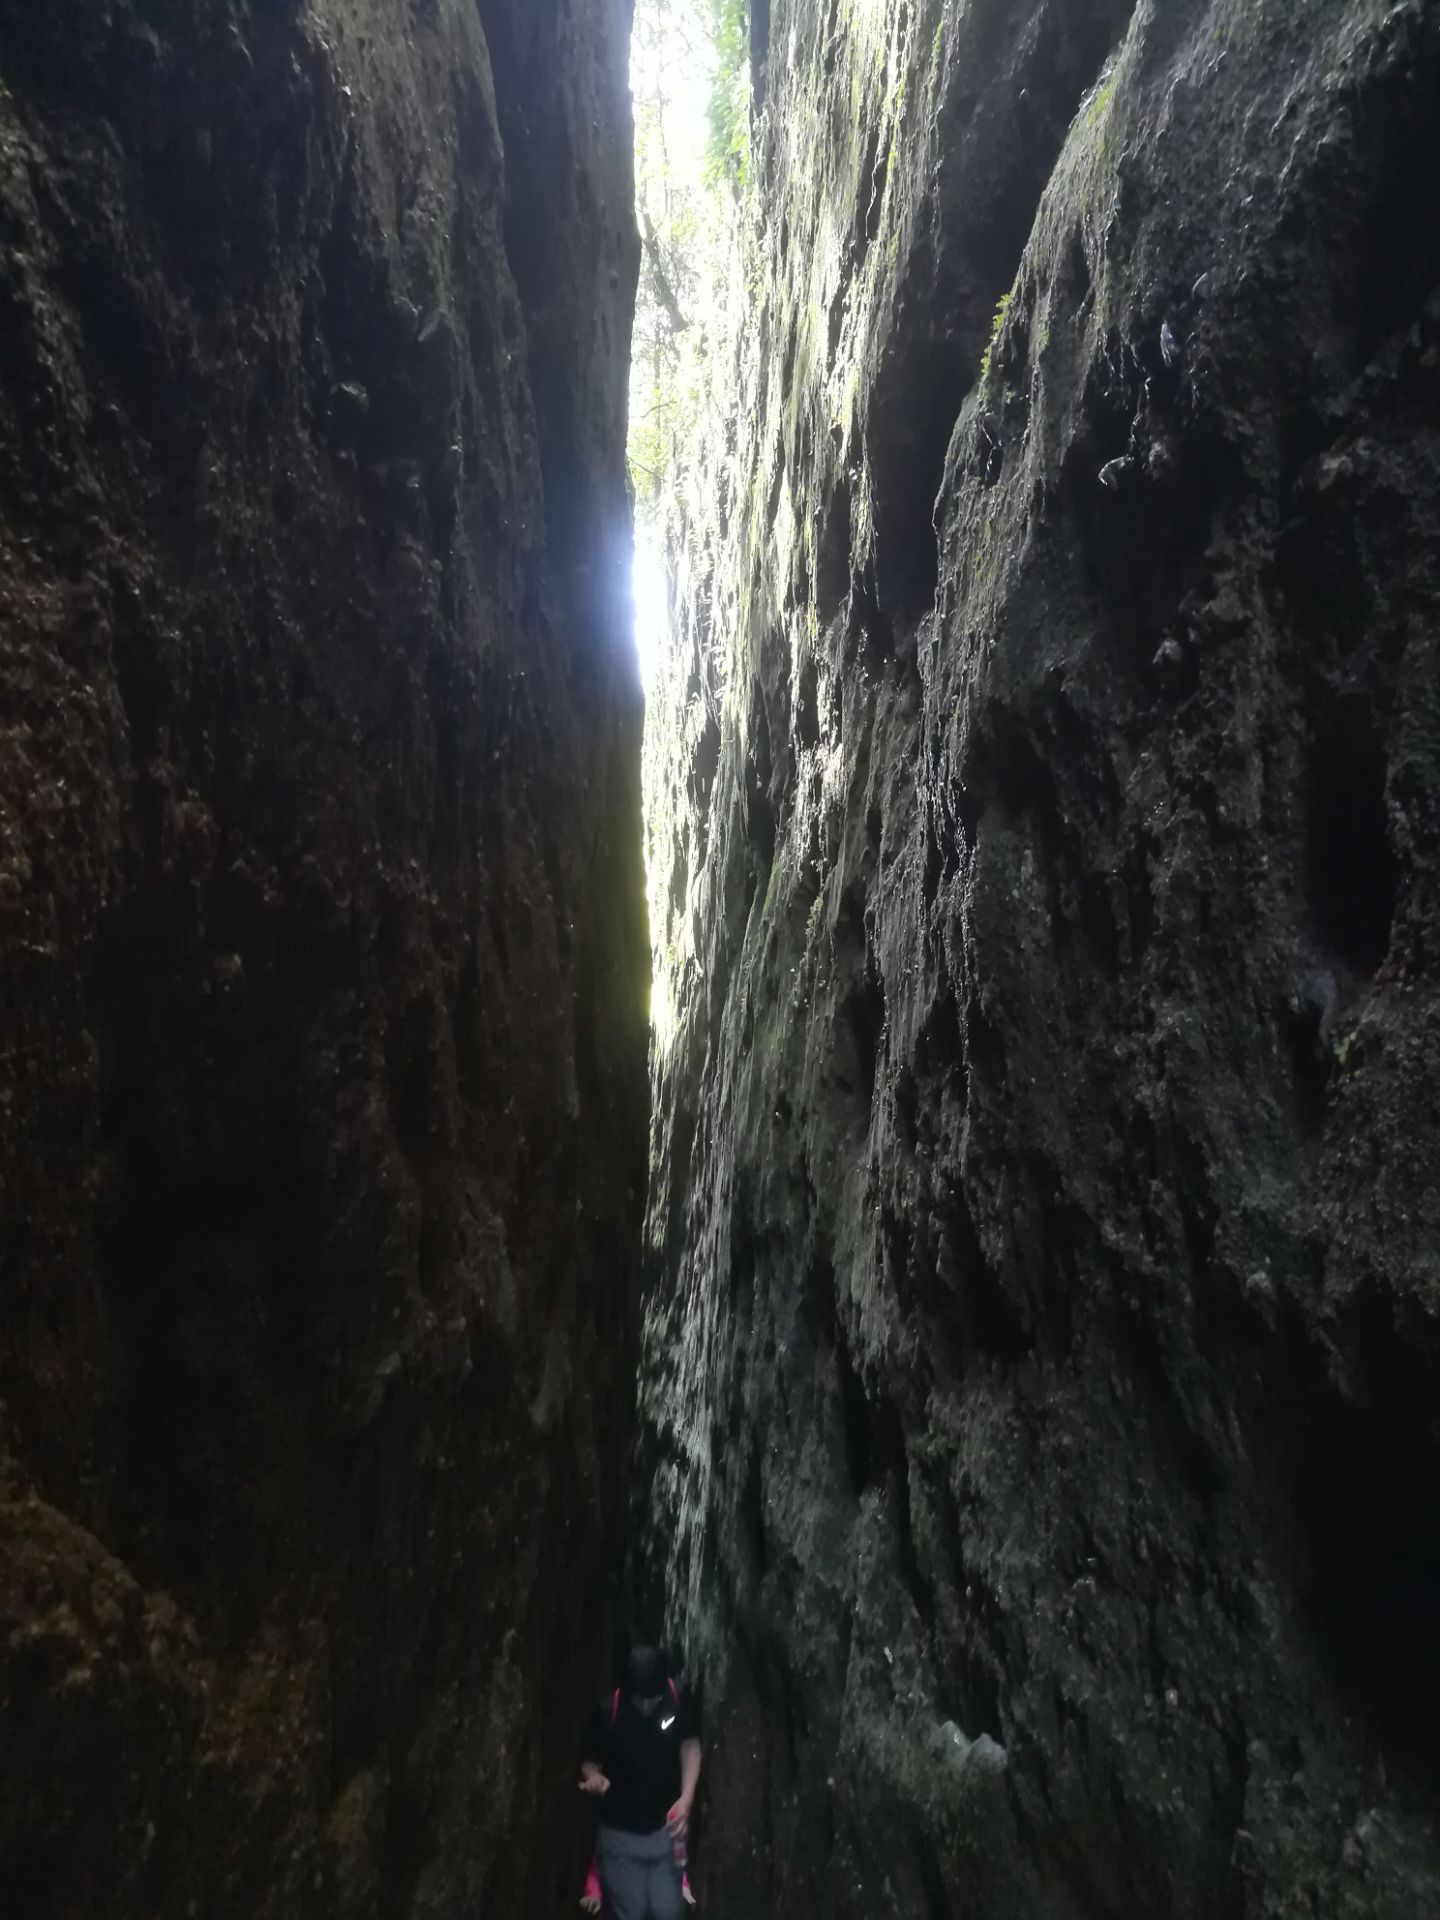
[639,0,1440,1914]
[0,1,646,1914]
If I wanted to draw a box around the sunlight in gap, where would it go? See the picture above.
[630,2,750,1051]
[632,526,670,695]
[630,3,713,197]
[626,2,716,694]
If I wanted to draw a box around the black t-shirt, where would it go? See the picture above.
[582,1686,699,1835]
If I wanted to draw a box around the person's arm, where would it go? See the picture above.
[667,1683,702,1835]
[680,1737,702,1806]
[580,1706,611,1796]
[670,1739,701,1833]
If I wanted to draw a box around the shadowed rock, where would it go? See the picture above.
[638,1,1440,1914]
[0,1,647,1913]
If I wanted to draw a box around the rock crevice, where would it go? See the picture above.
[640,1,1440,1914]
[0,2,646,1914]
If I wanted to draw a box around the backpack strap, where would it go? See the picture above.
[611,1679,680,1726]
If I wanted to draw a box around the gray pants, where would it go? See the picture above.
[596,1824,683,1920]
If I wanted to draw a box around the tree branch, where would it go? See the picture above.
[641,208,690,336]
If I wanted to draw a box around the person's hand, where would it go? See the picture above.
[682,1878,697,1907]
[667,1797,692,1838]
[579,1769,611,1796]
[580,1896,601,1914]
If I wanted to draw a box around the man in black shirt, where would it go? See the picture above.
[579,1646,701,1920]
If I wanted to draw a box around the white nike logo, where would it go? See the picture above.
[661,1715,676,1730]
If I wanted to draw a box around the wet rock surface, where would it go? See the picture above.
[639,1,1440,1914]
[0,1,646,1914]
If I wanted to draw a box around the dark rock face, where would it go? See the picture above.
[640,1,1440,1914]
[0,1,646,1915]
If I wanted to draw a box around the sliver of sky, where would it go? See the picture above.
[628,2,714,690]
[631,2,713,198]
[633,523,670,693]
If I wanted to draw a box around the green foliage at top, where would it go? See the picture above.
[629,0,755,516]
[705,0,751,188]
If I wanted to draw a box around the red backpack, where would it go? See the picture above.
[610,1676,681,1725]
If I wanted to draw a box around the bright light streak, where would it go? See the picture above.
[632,526,671,693]
[630,8,713,197]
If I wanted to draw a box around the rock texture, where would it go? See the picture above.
[639,0,1440,1914]
[0,1,646,1915]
